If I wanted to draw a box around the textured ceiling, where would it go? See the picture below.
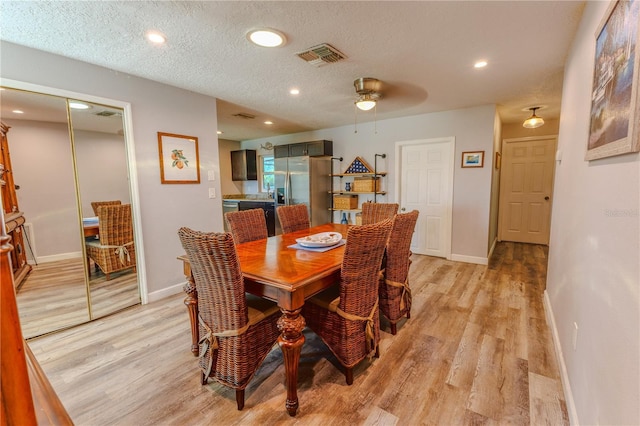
[0,1,585,141]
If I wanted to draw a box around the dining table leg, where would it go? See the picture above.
[182,280,199,357]
[277,307,306,417]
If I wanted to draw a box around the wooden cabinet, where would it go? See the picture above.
[274,140,333,158]
[1,122,32,288]
[231,149,257,181]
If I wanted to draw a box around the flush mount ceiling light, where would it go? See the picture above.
[354,77,381,111]
[474,60,488,68]
[247,28,286,47]
[523,107,545,128]
[68,101,91,110]
[146,31,166,44]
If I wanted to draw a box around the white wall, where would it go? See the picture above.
[74,130,131,218]
[242,104,497,261]
[547,2,640,425]
[4,119,82,259]
[217,138,243,195]
[1,41,224,297]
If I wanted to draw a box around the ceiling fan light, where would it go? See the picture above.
[355,94,376,111]
[523,107,545,128]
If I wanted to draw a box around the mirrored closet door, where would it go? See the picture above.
[1,87,141,338]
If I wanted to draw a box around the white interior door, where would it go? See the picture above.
[396,137,455,258]
[499,136,557,245]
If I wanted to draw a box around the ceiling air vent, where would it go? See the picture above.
[94,110,119,117]
[232,112,256,120]
[296,43,346,67]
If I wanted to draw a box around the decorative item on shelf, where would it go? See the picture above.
[355,212,362,225]
[333,194,359,210]
[345,182,351,192]
[353,176,380,192]
[341,213,348,224]
[344,156,374,174]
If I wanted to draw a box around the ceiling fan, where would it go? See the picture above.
[354,77,382,111]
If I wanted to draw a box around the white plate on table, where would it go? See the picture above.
[296,232,342,248]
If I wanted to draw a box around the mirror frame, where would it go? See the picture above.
[2,78,148,304]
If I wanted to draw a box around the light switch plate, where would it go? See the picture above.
[208,170,215,181]
[208,188,216,198]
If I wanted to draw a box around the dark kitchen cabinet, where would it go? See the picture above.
[231,149,257,181]
[238,201,275,236]
[273,140,333,158]
[274,144,289,158]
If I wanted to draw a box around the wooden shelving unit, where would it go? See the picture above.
[329,156,387,218]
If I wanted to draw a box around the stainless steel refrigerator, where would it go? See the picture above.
[274,156,331,234]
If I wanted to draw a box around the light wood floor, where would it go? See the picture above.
[17,258,140,338]
[26,242,568,425]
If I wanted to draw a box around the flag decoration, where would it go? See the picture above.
[343,156,374,174]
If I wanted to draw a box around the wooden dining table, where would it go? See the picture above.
[178,222,350,416]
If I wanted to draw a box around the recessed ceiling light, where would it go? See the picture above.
[146,31,166,44]
[264,121,273,125]
[474,60,488,68]
[247,29,286,47]
[12,110,24,114]
[290,88,300,95]
[69,101,90,110]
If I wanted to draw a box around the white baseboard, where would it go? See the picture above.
[33,251,82,264]
[450,253,488,265]
[543,290,579,425]
[147,281,185,303]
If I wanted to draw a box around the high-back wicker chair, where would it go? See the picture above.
[85,204,136,280]
[90,200,121,216]
[302,219,393,385]
[276,204,310,234]
[361,202,399,225]
[224,208,268,244]
[177,228,281,410]
[379,210,419,335]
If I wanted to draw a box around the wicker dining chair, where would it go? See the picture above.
[302,219,393,385]
[361,202,399,225]
[379,210,419,335]
[177,228,281,410]
[224,208,268,244]
[90,200,121,216]
[276,204,310,234]
[85,204,136,280]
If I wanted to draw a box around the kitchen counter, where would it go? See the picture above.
[222,194,274,203]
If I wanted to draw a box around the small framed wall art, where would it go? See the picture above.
[461,151,485,168]
[158,132,201,184]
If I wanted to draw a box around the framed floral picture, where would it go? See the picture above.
[461,151,484,168]
[586,0,640,160]
[157,132,200,184]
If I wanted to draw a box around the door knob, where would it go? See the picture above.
[545,196,550,201]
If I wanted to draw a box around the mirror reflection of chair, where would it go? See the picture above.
[177,228,280,410]
[86,204,136,281]
[277,204,310,234]
[379,210,419,335]
[361,202,399,225]
[90,200,121,216]
[224,209,268,244]
[302,218,393,385]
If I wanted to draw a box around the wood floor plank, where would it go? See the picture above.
[25,242,568,425]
